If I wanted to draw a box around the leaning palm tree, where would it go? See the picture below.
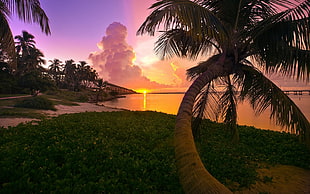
[0,0,50,69]
[138,0,310,193]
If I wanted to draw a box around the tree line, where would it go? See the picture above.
[0,30,102,96]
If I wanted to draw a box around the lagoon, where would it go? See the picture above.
[102,93,310,132]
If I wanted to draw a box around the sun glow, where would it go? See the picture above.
[135,89,149,94]
[131,51,137,64]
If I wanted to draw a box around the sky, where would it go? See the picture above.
[10,0,308,92]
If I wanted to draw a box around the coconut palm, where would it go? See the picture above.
[48,58,63,87]
[94,78,107,103]
[0,0,50,69]
[15,31,46,75]
[63,59,78,91]
[138,0,310,193]
[15,31,36,57]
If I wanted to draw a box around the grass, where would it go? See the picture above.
[0,111,309,193]
[0,97,47,119]
[0,90,83,119]
[44,89,90,103]
[14,96,56,111]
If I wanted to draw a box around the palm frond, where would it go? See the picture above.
[0,2,16,69]
[192,84,210,139]
[137,0,227,43]
[187,54,222,80]
[155,28,219,59]
[218,75,239,143]
[192,80,220,139]
[239,65,310,140]
[6,0,50,34]
[249,0,310,80]
[218,76,238,125]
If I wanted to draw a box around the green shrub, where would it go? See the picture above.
[0,111,181,193]
[47,89,90,102]
[14,96,56,110]
[0,111,309,193]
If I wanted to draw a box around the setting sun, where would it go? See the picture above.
[135,89,149,94]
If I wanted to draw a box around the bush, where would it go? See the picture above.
[0,111,309,193]
[0,111,181,193]
[14,96,56,110]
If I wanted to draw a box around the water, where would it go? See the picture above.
[102,93,310,132]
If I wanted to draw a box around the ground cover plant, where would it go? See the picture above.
[0,111,309,193]
[0,97,46,119]
[0,91,81,119]
[14,96,56,111]
[44,89,91,103]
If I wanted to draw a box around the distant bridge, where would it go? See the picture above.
[283,90,310,95]
[104,82,136,95]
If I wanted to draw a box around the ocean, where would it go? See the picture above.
[102,93,310,132]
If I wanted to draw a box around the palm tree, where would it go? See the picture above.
[77,61,98,88]
[0,0,50,69]
[138,0,309,193]
[48,59,63,87]
[15,31,45,75]
[15,31,36,57]
[94,78,107,103]
[63,59,77,91]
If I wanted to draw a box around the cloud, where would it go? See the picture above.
[88,22,169,90]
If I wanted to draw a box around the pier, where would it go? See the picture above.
[283,90,310,95]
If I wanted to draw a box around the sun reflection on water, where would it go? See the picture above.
[143,92,147,110]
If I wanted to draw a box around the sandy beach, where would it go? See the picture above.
[0,102,122,128]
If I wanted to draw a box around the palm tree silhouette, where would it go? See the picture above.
[138,0,309,192]
[48,59,63,87]
[0,0,50,69]
[63,59,77,91]
[77,61,98,88]
[15,31,45,75]
[15,31,46,75]
[15,31,36,57]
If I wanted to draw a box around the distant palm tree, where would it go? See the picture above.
[15,31,36,57]
[138,0,309,193]
[63,59,77,91]
[15,31,45,75]
[26,47,46,69]
[48,59,63,87]
[94,79,107,103]
[77,61,98,88]
[0,0,50,69]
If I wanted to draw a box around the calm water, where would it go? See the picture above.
[102,93,310,132]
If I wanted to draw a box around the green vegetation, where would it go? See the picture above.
[197,121,310,190]
[14,96,56,111]
[0,30,126,103]
[0,111,309,193]
[0,91,86,119]
[44,89,90,103]
[0,96,47,119]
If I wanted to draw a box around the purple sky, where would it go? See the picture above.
[10,0,154,62]
[9,0,309,91]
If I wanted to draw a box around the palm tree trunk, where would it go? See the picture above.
[175,62,232,193]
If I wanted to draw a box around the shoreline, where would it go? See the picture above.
[0,102,123,128]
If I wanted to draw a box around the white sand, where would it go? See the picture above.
[0,103,122,128]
